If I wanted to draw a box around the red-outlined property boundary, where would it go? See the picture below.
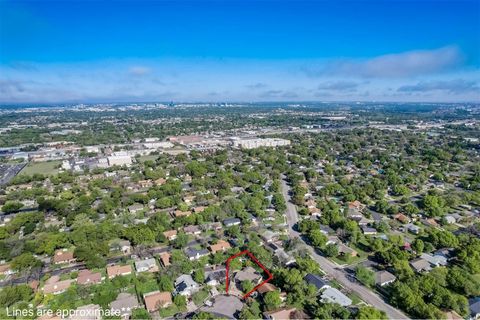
[225,249,273,299]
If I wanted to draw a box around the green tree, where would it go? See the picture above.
[355,265,375,288]
[11,253,42,272]
[264,291,282,311]
[355,306,388,320]
[131,308,151,320]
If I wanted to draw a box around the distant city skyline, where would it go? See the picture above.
[0,0,479,103]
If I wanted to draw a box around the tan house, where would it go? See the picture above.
[209,240,231,254]
[264,308,298,320]
[53,250,76,265]
[42,279,74,295]
[163,230,177,241]
[143,291,172,312]
[174,210,191,218]
[77,269,102,286]
[107,264,132,279]
[193,206,206,213]
[159,252,171,267]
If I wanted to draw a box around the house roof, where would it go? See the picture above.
[42,279,74,294]
[263,308,298,320]
[174,210,191,217]
[71,304,101,320]
[110,293,139,315]
[321,287,352,306]
[209,240,231,253]
[107,264,132,277]
[223,218,241,225]
[206,269,226,283]
[53,250,74,263]
[374,270,396,285]
[444,310,463,320]
[135,258,157,270]
[0,264,11,274]
[409,258,432,272]
[420,253,448,266]
[77,269,102,285]
[256,282,278,294]
[143,291,172,312]
[175,274,198,287]
[470,298,480,315]
[185,247,209,258]
[183,225,201,233]
[163,230,177,238]
[304,274,330,290]
[234,266,261,282]
[159,252,171,266]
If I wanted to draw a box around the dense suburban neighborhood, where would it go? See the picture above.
[0,103,479,319]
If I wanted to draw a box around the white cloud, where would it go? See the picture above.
[397,79,479,94]
[307,46,463,78]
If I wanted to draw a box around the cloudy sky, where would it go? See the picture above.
[0,0,479,103]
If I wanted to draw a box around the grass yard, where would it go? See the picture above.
[19,160,62,176]
[137,155,159,162]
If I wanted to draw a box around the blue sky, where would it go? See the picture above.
[0,0,479,103]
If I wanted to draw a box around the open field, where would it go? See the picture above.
[19,160,62,176]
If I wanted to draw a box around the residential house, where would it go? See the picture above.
[347,208,363,220]
[422,218,440,228]
[260,230,279,243]
[405,223,421,234]
[174,274,200,296]
[348,200,365,211]
[256,282,278,295]
[174,210,191,218]
[205,269,226,286]
[374,270,397,287]
[410,258,432,273]
[469,298,480,320]
[319,225,334,235]
[234,266,262,285]
[274,248,296,266]
[128,204,144,214]
[53,249,76,265]
[134,258,159,273]
[444,215,457,224]
[42,279,74,295]
[143,291,172,312]
[223,218,241,227]
[77,269,102,286]
[0,264,14,276]
[264,308,299,320]
[209,240,231,254]
[361,226,377,235]
[193,206,206,214]
[154,178,166,186]
[304,274,331,291]
[69,304,101,320]
[110,293,139,318]
[320,287,352,307]
[444,310,463,320]
[159,252,171,267]
[185,248,209,261]
[107,264,132,279]
[420,253,448,267]
[183,225,201,236]
[394,213,411,224]
[338,243,358,257]
[163,230,177,241]
[109,240,131,255]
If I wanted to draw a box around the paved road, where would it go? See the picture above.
[280,176,409,320]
